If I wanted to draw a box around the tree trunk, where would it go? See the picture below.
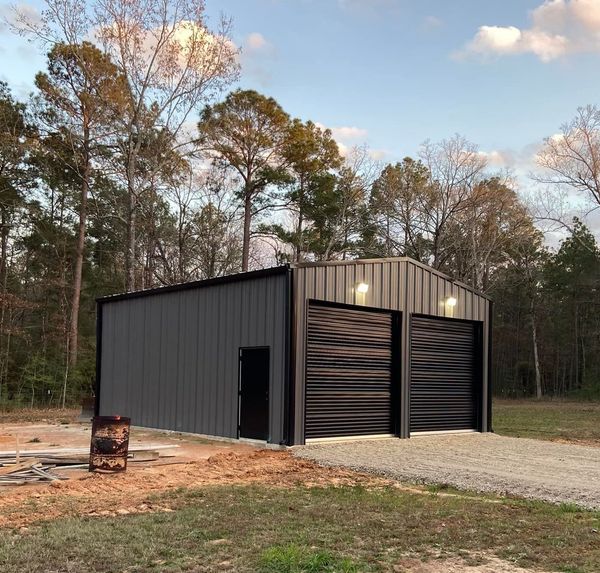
[125,169,137,291]
[0,210,8,400]
[295,179,305,262]
[574,304,579,390]
[68,127,91,368]
[241,188,252,272]
[531,298,542,399]
[125,129,142,292]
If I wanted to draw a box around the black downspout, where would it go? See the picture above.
[487,300,494,432]
[94,301,103,416]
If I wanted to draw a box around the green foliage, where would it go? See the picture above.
[260,545,360,573]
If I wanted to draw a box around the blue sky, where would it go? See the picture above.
[2,0,600,174]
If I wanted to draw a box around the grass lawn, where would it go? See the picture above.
[493,399,600,444]
[1,484,599,573]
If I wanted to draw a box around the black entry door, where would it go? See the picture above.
[239,347,269,440]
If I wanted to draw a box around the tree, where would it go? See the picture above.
[489,232,547,398]
[95,0,239,289]
[419,135,487,269]
[0,83,31,283]
[34,41,128,369]
[278,120,342,261]
[447,177,535,291]
[308,146,375,260]
[535,105,600,240]
[197,90,291,271]
[0,83,33,403]
[543,220,600,394]
[366,157,433,260]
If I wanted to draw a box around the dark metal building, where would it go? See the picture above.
[96,257,492,446]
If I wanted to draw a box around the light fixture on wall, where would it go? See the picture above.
[446,296,457,307]
[356,282,369,294]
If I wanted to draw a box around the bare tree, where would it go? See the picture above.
[533,105,600,248]
[451,177,534,291]
[94,0,239,289]
[368,157,432,260]
[419,135,487,269]
[157,163,242,282]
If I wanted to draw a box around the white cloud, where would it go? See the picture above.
[244,32,272,54]
[478,149,512,168]
[336,141,349,157]
[331,126,368,140]
[457,0,600,62]
[368,148,388,160]
[314,122,388,160]
[314,122,369,157]
[315,122,367,141]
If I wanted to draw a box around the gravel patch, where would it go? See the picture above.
[294,433,600,510]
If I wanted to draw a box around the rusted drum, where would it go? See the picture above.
[89,416,131,472]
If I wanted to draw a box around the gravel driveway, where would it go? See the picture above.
[294,433,600,510]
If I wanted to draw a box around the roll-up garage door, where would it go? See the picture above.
[410,316,480,433]
[305,303,395,440]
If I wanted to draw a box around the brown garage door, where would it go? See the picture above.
[410,316,481,433]
[305,303,396,439]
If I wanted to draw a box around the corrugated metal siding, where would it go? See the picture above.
[99,272,288,444]
[292,258,490,444]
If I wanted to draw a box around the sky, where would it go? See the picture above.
[2,0,600,192]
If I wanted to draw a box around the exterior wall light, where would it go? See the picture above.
[356,282,369,294]
[446,296,457,307]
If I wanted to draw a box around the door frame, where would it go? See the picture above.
[237,346,270,442]
[303,299,402,443]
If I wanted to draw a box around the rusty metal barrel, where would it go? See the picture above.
[89,416,131,472]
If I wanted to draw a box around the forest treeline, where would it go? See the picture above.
[1,0,600,406]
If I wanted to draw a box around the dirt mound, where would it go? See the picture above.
[0,450,389,529]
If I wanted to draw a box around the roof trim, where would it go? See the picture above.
[97,265,290,304]
[291,257,491,300]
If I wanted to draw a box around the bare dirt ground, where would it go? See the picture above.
[0,418,255,462]
[295,432,600,510]
[0,421,391,529]
[0,449,390,529]
[394,555,556,573]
